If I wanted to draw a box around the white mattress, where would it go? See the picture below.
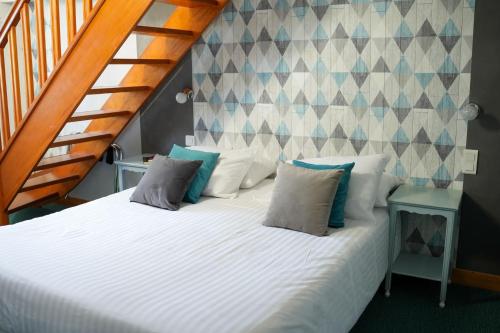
[0,180,388,333]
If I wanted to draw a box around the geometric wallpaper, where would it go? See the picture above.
[192,0,475,191]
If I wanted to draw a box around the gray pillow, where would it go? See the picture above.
[263,163,344,236]
[130,155,202,210]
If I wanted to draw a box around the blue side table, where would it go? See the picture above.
[114,154,152,192]
[385,185,462,308]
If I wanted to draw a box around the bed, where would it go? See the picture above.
[0,179,388,333]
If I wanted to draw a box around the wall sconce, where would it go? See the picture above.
[175,88,193,104]
[460,102,480,121]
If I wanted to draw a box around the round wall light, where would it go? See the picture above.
[175,88,193,104]
[460,102,480,121]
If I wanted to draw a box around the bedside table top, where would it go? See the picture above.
[114,154,154,168]
[388,185,462,211]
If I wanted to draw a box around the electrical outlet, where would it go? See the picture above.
[185,135,195,146]
[462,149,478,175]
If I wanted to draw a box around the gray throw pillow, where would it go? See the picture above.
[130,155,202,210]
[263,163,344,236]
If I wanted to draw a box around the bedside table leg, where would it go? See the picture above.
[385,208,398,298]
[117,166,124,192]
[439,212,455,308]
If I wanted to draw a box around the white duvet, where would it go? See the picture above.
[0,180,388,333]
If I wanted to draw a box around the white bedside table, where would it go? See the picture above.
[114,154,153,192]
[384,185,462,308]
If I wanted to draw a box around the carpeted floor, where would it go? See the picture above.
[9,204,67,224]
[7,207,500,333]
[352,275,500,333]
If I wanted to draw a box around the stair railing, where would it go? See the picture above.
[0,0,96,153]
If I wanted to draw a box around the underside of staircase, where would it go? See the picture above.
[0,0,228,225]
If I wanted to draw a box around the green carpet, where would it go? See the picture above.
[9,204,67,224]
[352,275,500,333]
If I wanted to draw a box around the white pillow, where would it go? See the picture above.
[187,146,255,198]
[187,146,276,189]
[240,157,276,189]
[297,154,389,221]
[375,173,405,207]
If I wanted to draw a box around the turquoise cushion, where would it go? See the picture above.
[292,160,355,228]
[168,145,220,203]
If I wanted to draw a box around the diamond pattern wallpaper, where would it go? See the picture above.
[191,0,475,256]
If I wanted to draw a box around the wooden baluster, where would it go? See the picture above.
[21,3,34,105]
[66,0,76,43]
[0,50,10,147]
[50,0,61,66]
[8,28,22,127]
[83,0,93,20]
[35,0,47,86]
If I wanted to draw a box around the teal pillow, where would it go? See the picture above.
[169,145,220,203]
[292,160,355,228]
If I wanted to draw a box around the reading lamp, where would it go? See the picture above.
[176,88,193,104]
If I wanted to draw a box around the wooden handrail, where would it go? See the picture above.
[0,0,28,48]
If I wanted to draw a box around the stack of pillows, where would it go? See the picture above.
[130,144,404,237]
[264,154,402,236]
[130,145,276,210]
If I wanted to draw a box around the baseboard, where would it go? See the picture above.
[452,268,500,292]
[56,196,88,207]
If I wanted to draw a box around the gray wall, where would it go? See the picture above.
[459,0,500,275]
[141,53,193,155]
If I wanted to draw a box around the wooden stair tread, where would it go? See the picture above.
[110,58,174,65]
[70,110,131,122]
[35,153,96,171]
[8,191,60,213]
[50,132,113,147]
[156,0,220,8]
[134,26,194,39]
[88,86,151,94]
[21,173,80,192]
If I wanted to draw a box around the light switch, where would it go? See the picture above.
[185,135,195,146]
[462,149,479,175]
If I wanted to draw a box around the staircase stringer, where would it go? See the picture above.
[46,2,229,198]
[0,0,156,210]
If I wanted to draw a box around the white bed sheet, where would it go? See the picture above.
[0,180,388,333]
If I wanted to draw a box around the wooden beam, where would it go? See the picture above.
[35,152,95,171]
[8,190,59,213]
[0,50,10,147]
[156,0,220,8]
[21,173,79,192]
[452,268,500,292]
[66,0,77,43]
[8,27,23,126]
[50,132,113,147]
[69,109,131,122]
[109,58,174,65]
[83,0,93,20]
[134,26,194,39]
[88,86,151,94]
[35,0,47,85]
[50,0,62,65]
[21,3,34,104]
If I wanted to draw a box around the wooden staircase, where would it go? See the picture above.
[0,0,228,225]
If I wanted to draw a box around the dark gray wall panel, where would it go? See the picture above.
[459,0,500,275]
[141,53,193,155]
